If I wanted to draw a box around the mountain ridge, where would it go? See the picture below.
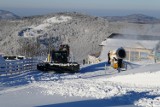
[0,10,20,20]
[103,14,160,24]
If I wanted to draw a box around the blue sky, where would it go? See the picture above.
[1,0,160,17]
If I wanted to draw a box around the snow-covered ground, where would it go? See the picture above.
[0,61,160,107]
[34,16,72,30]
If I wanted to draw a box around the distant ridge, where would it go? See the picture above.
[0,10,20,20]
[103,14,160,24]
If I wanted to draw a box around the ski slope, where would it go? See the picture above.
[0,62,160,107]
[20,15,72,37]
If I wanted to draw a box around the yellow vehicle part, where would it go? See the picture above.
[113,63,118,69]
[47,54,51,62]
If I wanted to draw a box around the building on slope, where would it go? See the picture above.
[99,33,160,62]
[87,53,100,64]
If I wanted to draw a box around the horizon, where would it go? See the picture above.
[2,8,160,18]
[1,0,160,18]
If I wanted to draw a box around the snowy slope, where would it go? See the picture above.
[34,16,72,30]
[21,16,72,37]
[0,61,160,107]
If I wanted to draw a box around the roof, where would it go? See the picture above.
[108,33,160,40]
[101,39,159,50]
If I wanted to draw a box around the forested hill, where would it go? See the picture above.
[0,12,160,62]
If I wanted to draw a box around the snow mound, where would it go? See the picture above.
[35,79,126,99]
[135,97,160,107]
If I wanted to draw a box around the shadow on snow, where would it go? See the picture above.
[80,62,108,73]
[0,71,44,87]
[36,91,158,107]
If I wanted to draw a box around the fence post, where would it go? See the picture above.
[105,63,108,74]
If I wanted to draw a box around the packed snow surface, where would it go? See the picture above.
[1,62,160,107]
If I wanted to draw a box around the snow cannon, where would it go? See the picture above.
[37,44,80,73]
[108,47,127,72]
[115,47,126,59]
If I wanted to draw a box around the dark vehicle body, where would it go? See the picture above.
[37,44,80,73]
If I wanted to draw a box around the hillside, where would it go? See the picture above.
[0,12,110,62]
[0,12,160,62]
